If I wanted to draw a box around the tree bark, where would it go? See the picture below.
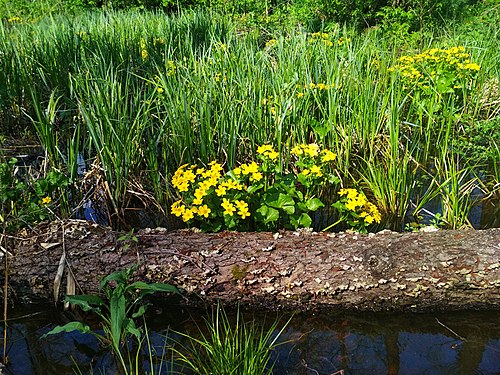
[3,220,500,311]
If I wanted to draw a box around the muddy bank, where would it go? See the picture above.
[2,221,500,311]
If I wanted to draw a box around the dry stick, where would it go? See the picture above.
[2,232,8,364]
[435,318,467,341]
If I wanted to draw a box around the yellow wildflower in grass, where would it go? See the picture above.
[463,63,480,71]
[194,188,207,200]
[41,196,52,205]
[233,166,242,176]
[197,205,211,218]
[297,92,304,98]
[310,165,323,177]
[215,185,227,197]
[265,39,277,48]
[304,144,320,157]
[177,182,189,192]
[257,144,274,154]
[221,198,236,216]
[291,145,304,156]
[235,200,250,219]
[241,162,259,175]
[141,49,148,61]
[257,145,279,161]
[321,149,337,162]
[171,201,185,217]
[182,208,195,222]
[251,172,263,182]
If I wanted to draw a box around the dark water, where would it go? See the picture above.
[1,304,499,374]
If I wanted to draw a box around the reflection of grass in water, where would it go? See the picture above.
[171,304,289,375]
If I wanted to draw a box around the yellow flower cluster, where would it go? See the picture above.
[140,40,148,61]
[291,144,337,178]
[234,161,263,182]
[171,161,251,223]
[166,60,176,77]
[305,82,333,91]
[390,46,481,88]
[257,144,279,161]
[265,39,277,48]
[291,143,320,157]
[309,32,350,47]
[338,188,381,224]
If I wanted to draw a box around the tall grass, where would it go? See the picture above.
[0,7,498,229]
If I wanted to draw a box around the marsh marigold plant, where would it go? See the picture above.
[170,144,341,232]
[326,188,382,233]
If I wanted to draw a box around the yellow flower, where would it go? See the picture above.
[157,87,164,94]
[267,151,279,160]
[251,172,263,182]
[242,162,259,175]
[215,185,227,196]
[197,204,211,218]
[291,145,303,156]
[257,144,274,154]
[297,92,304,98]
[141,49,148,61]
[182,209,194,222]
[177,182,189,192]
[321,149,337,162]
[193,197,203,205]
[310,165,323,177]
[233,167,242,176]
[171,201,185,217]
[41,196,52,205]
[221,198,236,216]
[304,144,320,157]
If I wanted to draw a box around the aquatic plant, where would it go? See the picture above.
[171,304,289,375]
[42,266,178,374]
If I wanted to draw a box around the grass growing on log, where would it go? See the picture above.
[0,4,499,230]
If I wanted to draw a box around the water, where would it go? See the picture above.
[1,304,498,374]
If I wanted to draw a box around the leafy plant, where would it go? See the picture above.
[41,266,178,374]
[0,158,68,231]
[170,143,340,231]
[325,188,382,233]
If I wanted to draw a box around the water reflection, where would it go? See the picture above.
[0,307,498,374]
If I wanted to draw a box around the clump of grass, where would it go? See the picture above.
[171,304,289,375]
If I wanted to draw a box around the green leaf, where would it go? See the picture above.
[100,266,137,290]
[64,295,105,312]
[110,286,126,350]
[305,198,324,211]
[123,318,142,340]
[128,281,178,295]
[256,205,279,224]
[41,322,92,339]
[298,213,312,228]
[265,193,295,209]
[247,183,264,194]
[132,304,148,319]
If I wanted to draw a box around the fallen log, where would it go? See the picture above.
[2,220,500,311]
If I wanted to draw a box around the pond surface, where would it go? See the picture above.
[1,304,499,374]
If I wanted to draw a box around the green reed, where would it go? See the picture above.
[0,8,498,229]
